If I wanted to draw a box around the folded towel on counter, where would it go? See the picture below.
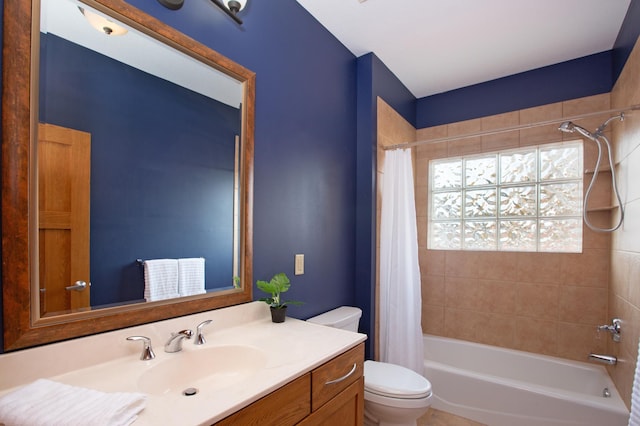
[178,257,206,296]
[0,378,146,426]
[143,258,179,302]
[629,338,640,426]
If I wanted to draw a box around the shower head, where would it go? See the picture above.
[557,121,597,140]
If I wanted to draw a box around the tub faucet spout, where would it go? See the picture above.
[589,353,617,365]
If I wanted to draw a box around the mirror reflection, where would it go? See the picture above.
[38,0,243,316]
[2,0,254,351]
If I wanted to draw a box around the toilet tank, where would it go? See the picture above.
[307,306,362,332]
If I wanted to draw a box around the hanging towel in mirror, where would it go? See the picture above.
[143,259,179,302]
[178,257,206,296]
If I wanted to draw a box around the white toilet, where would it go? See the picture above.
[307,306,433,426]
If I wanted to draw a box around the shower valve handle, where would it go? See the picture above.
[597,318,621,342]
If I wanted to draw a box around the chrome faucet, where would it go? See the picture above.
[127,336,156,360]
[597,318,621,342]
[164,329,193,353]
[194,319,213,345]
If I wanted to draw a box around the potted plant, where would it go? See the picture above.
[256,272,301,323]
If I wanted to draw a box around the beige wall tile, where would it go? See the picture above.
[422,304,445,336]
[448,137,482,157]
[520,102,564,145]
[444,308,483,341]
[563,93,610,118]
[421,249,445,276]
[560,249,609,288]
[515,317,557,355]
[556,322,606,361]
[476,313,516,348]
[481,111,520,151]
[516,283,559,320]
[476,279,516,314]
[423,274,446,305]
[445,252,480,278]
[558,286,607,324]
[516,252,564,284]
[445,276,480,310]
[417,124,447,143]
[448,118,481,137]
[477,252,518,281]
[582,215,612,249]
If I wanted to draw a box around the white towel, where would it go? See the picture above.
[178,257,206,296]
[143,259,179,302]
[0,378,146,426]
[629,339,640,426]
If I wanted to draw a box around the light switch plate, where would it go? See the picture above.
[295,254,304,275]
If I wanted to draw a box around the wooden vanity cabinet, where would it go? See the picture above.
[214,343,364,426]
[214,374,311,426]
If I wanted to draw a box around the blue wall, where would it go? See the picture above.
[416,52,613,128]
[123,0,359,319]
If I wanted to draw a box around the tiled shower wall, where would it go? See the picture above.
[377,94,617,359]
[415,93,614,362]
[376,40,640,407]
[609,33,640,408]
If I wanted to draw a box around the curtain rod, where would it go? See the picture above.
[383,104,640,150]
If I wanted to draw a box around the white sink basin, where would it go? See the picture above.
[138,345,267,395]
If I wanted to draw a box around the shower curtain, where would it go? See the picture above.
[379,148,424,374]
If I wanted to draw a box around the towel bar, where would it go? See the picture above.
[136,257,204,266]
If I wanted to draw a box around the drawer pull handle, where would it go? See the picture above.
[325,363,357,385]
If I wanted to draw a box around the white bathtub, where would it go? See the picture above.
[423,335,629,426]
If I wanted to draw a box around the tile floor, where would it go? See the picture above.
[418,408,487,426]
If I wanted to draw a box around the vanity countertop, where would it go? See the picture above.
[0,302,366,425]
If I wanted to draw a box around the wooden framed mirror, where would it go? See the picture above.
[2,0,255,351]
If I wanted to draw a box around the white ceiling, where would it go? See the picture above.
[296,0,632,98]
[42,0,243,108]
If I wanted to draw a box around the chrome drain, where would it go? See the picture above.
[183,387,198,396]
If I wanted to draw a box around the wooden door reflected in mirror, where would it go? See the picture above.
[38,123,91,316]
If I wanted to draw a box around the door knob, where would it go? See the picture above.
[65,280,88,291]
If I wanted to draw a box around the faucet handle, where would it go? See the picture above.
[127,336,156,360]
[195,319,213,345]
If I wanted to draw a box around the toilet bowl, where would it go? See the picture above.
[307,306,433,426]
[363,360,432,426]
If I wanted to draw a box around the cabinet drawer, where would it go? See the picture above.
[299,376,364,426]
[215,373,311,426]
[311,343,364,411]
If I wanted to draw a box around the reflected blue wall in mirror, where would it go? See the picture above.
[39,33,241,307]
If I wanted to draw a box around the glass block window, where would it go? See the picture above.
[428,141,583,252]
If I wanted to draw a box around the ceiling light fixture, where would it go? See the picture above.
[157,0,248,24]
[79,7,128,36]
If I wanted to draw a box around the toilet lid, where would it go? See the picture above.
[364,360,432,399]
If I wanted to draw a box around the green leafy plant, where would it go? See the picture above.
[256,272,302,309]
